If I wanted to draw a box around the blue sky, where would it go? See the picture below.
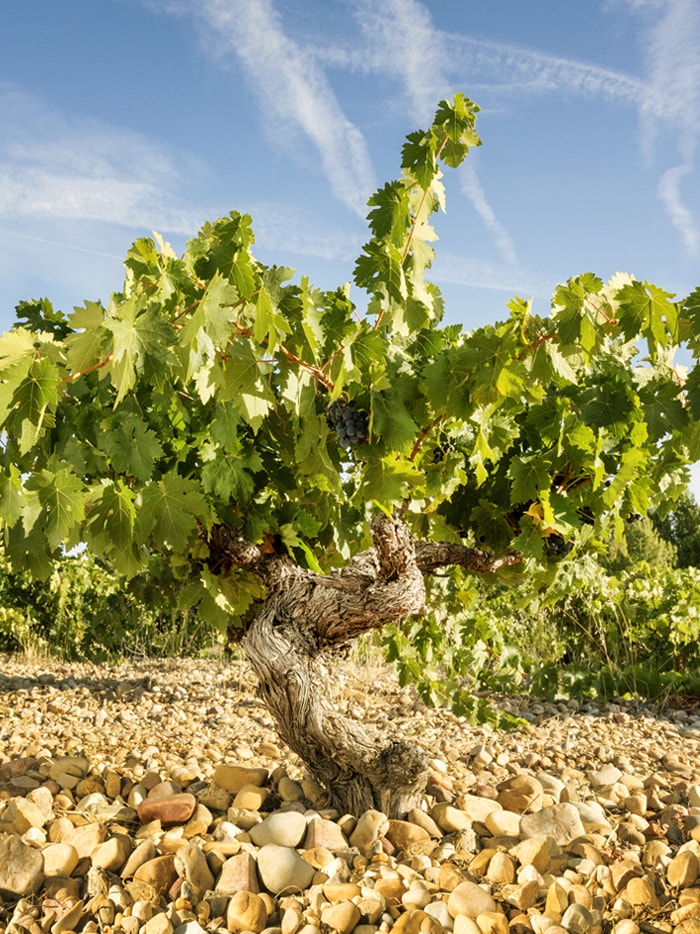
[1,0,698,339]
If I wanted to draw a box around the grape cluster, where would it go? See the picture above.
[432,437,456,463]
[544,533,574,560]
[326,399,369,448]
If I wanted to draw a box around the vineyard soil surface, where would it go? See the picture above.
[1,654,700,934]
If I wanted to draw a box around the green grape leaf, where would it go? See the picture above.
[508,454,555,505]
[359,456,422,508]
[354,242,407,303]
[99,412,165,482]
[7,357,59,454]
[85,481,142,577]
[367,181,412,246]
[138,474,210,551]
[0,465,24,528]
[25,467,85,550]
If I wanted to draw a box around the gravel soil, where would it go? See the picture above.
[2,653,700,934]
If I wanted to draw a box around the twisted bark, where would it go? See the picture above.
[207,519,520,816]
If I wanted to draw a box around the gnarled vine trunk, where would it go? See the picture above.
[208,517,520,818]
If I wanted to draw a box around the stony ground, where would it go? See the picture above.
[2,654,700,934]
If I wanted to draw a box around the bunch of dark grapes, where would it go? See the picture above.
[326,399,369,448]
[431,437,457,463]
[544,533,574,559]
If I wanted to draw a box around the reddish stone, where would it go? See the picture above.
[137,793,196,825]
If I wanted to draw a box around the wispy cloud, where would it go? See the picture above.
[658,163,700,256]
[459,162,518,266]
[0,87,210,234]
[630,0,700,254]
[434,252,547,298]
[188,0,376,217]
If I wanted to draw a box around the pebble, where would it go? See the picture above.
[256,844,316,894]
[2,654,700,934]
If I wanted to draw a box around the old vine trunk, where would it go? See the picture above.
[208,517,520,818]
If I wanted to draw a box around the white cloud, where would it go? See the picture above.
[658,164,700,256]
[459,162,518,266]
[0,87,210,234]
[619,0,700,254]
[188,0,376,217]
[351,0,453,121]
[433,252,546,298]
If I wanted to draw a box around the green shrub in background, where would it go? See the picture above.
[3,505,700,715]
[0,548,216,660]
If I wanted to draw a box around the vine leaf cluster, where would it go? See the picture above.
[0,94,699,635]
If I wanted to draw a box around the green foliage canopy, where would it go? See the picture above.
[1,93,700,634]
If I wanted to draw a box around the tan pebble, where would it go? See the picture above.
[402,883,432,910]
[544,882,568,921]
[391,908,442,934]
[496,775,544,814]
[75,776,105,798]
[470,849,497,877]
[0,796,47,833]
[613,922,640,934]
[447,881,497,920]
[486,852,516,885]
[226,890,268,933]
[302,846,335,870]
[438,864,468,892]
[349,810,390,852]
[158,826,187,852]
[282,906,303,934]
[386,820,430,851]
[64,822,107,859]
[42,842,79,876]
[610,859,643,893]
[669,851,700,889]
[323,882,362,902]
[453,916,483,934]
[679,888,700,906]
[626,877,659,908]
[92,833,133,872]
[49,756,90,783]
[454,794,502,824]
[484,810,521,837]
[374,876,407,904]
[301,778,328,808]
[121,839,157,878]
[431,804,471,833]
[501,880,539,911]
[102,769,123,799]
[142,913,174,934]
[213,765,268,793]
[320,900,361,934]
[673,904,700,924]
[475,910,509,934]
[232,784,269,811]
[357,895,385,924]
[511,837,557,875]
[407,809,443,840]
[50,898,85,934]
[624,794,648,817]
[133,854,178,895]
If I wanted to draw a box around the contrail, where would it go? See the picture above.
[0,228,123,260]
